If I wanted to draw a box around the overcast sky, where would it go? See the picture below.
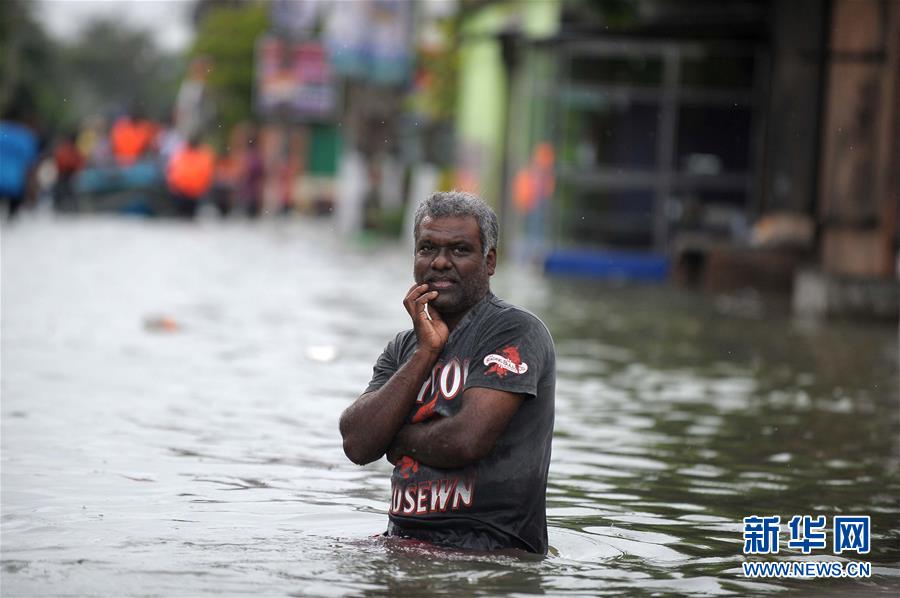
[35,0,195,52]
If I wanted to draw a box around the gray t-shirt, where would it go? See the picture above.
[364,292,555,553]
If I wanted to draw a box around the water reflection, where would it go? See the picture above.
[1,216,898,595]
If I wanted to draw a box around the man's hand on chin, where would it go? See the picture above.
[403,283,448,356]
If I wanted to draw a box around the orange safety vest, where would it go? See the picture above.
[111,118,156,165]
[166,145,216,199]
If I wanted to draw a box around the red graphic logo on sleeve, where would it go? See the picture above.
[484,345,528,377]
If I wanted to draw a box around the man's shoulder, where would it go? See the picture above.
[386,328,418,352]
[485,296,553,339]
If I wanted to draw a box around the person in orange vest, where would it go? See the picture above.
[111,109,157,166]
[166,134,215,219]
[53,132,85,211]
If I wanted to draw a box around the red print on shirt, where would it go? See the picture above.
[397,455,419,479]
[484,345,528,378]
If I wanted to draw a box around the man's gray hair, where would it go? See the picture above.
[413,191,499,256]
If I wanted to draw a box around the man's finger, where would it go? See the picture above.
[403,283,421,302]
[412,291,439,321]
[426,303,444,322]
[404,283,430,303]
[413,291,438,305]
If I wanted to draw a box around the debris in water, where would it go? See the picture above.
[144,316,180,332]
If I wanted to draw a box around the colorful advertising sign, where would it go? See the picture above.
[256,36,336,121]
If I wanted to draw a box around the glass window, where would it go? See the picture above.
[559,187,656,248]
[676,105,752,172]
[542,41,763,250]
[667,189,750,239]
[680,54,756,89]
[568,55,664,86]
[561,102,660,169]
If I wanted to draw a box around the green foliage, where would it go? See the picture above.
[191,2,269,146]
[413,18,460,121]
[0,0,180,134]
[0,0,70,129]
[65,20,182,121]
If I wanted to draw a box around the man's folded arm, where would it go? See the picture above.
[339,348,438,465]
[386,386,524,469]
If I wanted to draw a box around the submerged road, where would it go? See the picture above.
[2,214,898,595]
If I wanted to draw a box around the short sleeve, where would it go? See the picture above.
[363,332,405,394]
[464,310,553,399]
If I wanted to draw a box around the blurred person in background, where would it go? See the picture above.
[208,122,253,218]
[52,132,85,211]
[237,131,264,218]
[0,102,41,220]
[111,107,157,166]
[156,117,185,168]
[77,115,112,166]
[210,147,239,217]
[174,56,214,140]
[165,133,215,219]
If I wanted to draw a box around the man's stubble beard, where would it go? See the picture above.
[439,267,491,318]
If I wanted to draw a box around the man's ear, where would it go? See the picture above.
[486,248,497,275]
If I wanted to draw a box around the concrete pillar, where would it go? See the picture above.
[818,0,899,278]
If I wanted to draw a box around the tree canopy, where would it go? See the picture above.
[190,1,269,145]
[0,0,181,134]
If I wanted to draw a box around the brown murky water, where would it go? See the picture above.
[2,215,898,596]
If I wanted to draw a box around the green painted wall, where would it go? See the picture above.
[457,24,505,153]
[455,0,560,209]
[522,0,561,37]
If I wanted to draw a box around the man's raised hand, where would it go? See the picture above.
[403,283,449,356]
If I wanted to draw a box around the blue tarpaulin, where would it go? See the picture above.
[75,161,163,195]
[544,249,669,282]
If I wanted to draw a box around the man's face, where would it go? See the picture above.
[414,215,496,316]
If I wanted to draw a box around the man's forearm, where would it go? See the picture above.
[387,387,525,469]
[339,349,437,465]
[389,418,479,470]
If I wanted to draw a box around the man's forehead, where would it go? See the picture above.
[417,215,481,240]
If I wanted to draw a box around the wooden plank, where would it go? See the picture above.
[830,0,884,53]
[818,63,882,223]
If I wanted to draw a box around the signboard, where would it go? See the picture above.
[255,36,337,121]
[324,0,412,85]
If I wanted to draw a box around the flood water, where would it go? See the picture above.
[2,215,898,596]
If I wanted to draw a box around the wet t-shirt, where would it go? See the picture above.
[364,292,555,554]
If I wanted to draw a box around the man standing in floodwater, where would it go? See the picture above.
[339,191,556,554]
